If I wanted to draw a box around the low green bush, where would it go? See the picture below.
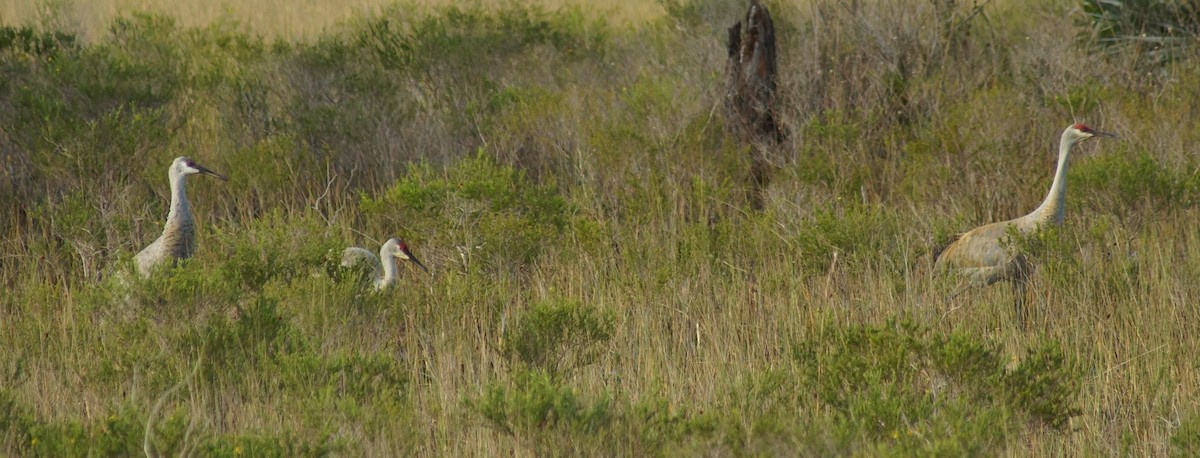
[476,370,613,437]
[1072,149,1196,213]
[361,151,572,270]
[1003,342,1082,429]
[1080,0,1200,63]
[628,395,718,452]
[352,3,607,71]
[793,321,1082,454]
[790,205,899,274]
[1172,413,1200,457]
[0,25,75,56]
[503,299,615,379]
[198,433,340,457]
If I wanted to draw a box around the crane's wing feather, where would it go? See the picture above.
[934,220,1031,286]
[341,247,383,280]
[931,233,961,262]
[934,222,1019,270]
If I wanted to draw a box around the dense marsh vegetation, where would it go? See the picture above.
[3,0,1200,455]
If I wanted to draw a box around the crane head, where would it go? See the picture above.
[386,238,430,274]
[173,156,228,181]
[1068,123,1117,142]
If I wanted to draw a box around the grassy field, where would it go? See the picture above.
[3,0,1200,455]
[0,0,663,42]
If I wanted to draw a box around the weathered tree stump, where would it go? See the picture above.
[725,0,782,209]
[725,0,781,143]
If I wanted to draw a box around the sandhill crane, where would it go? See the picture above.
[934,123,1116,325]
[134,156,227,276]
[341,238,428,290]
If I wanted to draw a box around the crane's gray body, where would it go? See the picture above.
[341,238,427,290]
[134,205,195,276]
[934,124,1114,323]
[341,246,384,285]
[134,157,225,277]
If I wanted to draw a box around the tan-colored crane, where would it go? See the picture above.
[135,156,227,276]
[934,123,1116,325]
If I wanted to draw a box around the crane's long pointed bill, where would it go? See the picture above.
[1094,130,1117,139]
[400,247,430,273]
[409,257,429,274]
[196,164,228,181]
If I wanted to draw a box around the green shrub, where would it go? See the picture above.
[21,405,144,456]
[361,151,572,270]
[629,395,718,452]
[0,25,75,56]
[1,13,183,223]
[793,321,1083,454]
[192,296,306,383]
[1006,215,1140,302]
[1080,0,1200,63]
[85,13,184,108]
[210,210,343,292]
[2,395,194,457]
[197,432,340,457]
[0,390,34,454]
[503,299,615,379]
[1005,221,1078,270]
[0,2,1188,454]
[1002,343,1082,430]
[1172,414,1200,457]
[476,370,613,438]
[352,3,606,71]
[790,205,898,274]
[276,352,409,408]
[1072,149,1195,212]
[122,257,241,311]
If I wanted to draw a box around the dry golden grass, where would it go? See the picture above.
[1,0,664,42]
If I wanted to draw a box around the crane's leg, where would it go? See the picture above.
[1012,255,1033,329]
[937,280,974,324]
[945,279,973,302]
[1012,279,1028,329]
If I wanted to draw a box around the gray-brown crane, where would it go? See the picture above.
[934,123,1116,325]
[135,156,227,276]
[341,238,428,290]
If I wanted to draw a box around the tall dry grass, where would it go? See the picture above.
[3,0,1200,455]
[0,0,664,42]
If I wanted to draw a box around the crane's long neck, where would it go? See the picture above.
[164,171,192,233]
[1027,133,1075,228]
[377,247,398,289]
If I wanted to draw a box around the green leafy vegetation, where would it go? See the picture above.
[360,152,572,268]
[501,299,615,378]
[476,370,613,439]
[1173,413,1200,457]
[1080,0,1200,63]
[793,321,1080,454]
[2,0,1199,454]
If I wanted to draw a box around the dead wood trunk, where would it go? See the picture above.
[725,0,782,209]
